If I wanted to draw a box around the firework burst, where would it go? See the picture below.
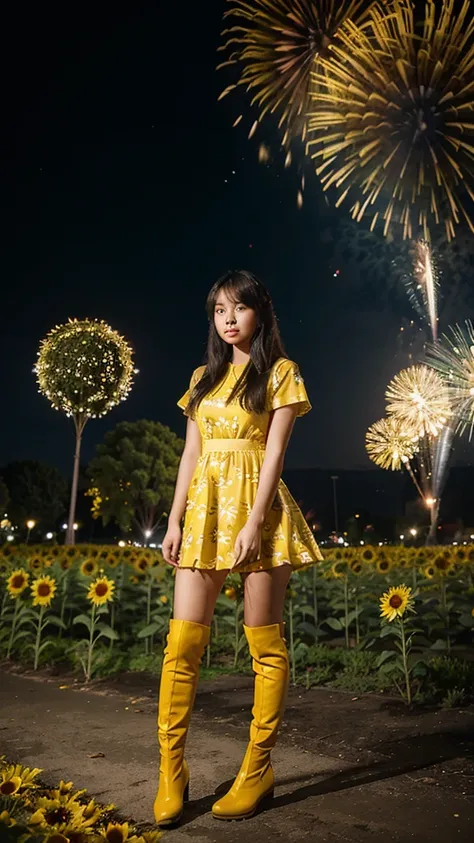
[404,240,440,341]
[365,417,419,471]
[218,0,370,147]
[386,365,451,437]
[426,320,474,437]
[306,0,474,240]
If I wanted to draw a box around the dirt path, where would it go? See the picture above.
[1,669,473,842]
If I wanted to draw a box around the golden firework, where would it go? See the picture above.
[426,320,474,438]
[366,416,419,471]
[386,365,451,437]
[306,0,474,240]
[218,0,371,145]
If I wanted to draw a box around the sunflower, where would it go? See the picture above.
[434,554,453,575]
[467,548,474,564]
[1,763,41,789]
[58,556,73,571]
[0,773,22,796]
[361,547,376,564]
[380,585,413,622]
[103,822,130,843]
[6,569,30,598]
[376,558,392,575]
[28,556,43,572]
[87,575,115,606]
[349,559,363,576]
[454,547,467,563]
[134,556,150,574]
[331,559,348,579]
[423,564,436,579]
[80,559,99,577]
[50,547,61,559]
[65,546,79,561]
[106,551,120,568]
[31,575,57,607]
[0,811,15,827]
[30,796,86,832]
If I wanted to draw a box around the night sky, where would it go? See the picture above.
[4,1,473,478]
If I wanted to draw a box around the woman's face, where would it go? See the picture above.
[213,288,258,351]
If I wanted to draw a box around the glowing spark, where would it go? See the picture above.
[365,416,419,471]
[410,240,439,342]
[426,320,474,438]
[306,0,474,240]
[386,365,451,437]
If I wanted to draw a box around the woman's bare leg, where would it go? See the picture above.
[173,567,228,626]
[241,564,292,632]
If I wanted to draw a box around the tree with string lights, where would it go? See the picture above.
[35,319,136,544]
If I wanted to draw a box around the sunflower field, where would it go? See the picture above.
[1,543,473,705]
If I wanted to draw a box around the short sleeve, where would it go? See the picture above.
[269,359,311,417]
[177,366,206,416]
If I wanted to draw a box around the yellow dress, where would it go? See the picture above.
[177,358,323,573]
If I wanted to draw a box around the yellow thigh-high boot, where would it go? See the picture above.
[153,618,210,826]
[212,622,289,820]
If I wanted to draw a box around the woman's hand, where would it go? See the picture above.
[232,522,262,569]
[162,523,182,567]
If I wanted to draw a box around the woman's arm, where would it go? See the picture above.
[162,417,201,565]
[232,404,298,568]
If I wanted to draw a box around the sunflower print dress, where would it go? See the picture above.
[177,358,323,573]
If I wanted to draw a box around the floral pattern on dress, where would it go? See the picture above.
[176,358,323,572]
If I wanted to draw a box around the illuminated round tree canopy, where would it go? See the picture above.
[35,318,136,419]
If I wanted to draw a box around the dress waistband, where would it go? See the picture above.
[202,438,265,454]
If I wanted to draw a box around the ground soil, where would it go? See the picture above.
[1,665,473,842]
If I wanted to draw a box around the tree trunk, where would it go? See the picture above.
[66,416,87,545]
[426,498,440,546]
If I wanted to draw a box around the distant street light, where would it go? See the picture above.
[26,519,36,544]
[45,532,54,540]
[330,476,339,534]
[410,528,417,538]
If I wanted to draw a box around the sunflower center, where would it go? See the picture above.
[0,780,18,795]
[38,583,52,597]
[389,595,403,609]
[106,829,126,843]
[95,583,108,597]
[45,807,71,825]
[12,575,26,589]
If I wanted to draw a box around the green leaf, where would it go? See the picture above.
[43,615,67,630]
[430,638,448,650]
[36,640,55,656]
[376,650,396,667]
[137,622,161,639]
[322,617,343,631]
[380,623,396,637]
[96,624,119,641]
[73,613,92,632]
[458,613,474,628]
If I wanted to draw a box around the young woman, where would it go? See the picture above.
[154,269,322,826]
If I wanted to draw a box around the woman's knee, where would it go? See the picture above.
[172,568,228,626]
[242,565,292,627]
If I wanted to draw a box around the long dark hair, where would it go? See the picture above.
[186,270,287,416]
